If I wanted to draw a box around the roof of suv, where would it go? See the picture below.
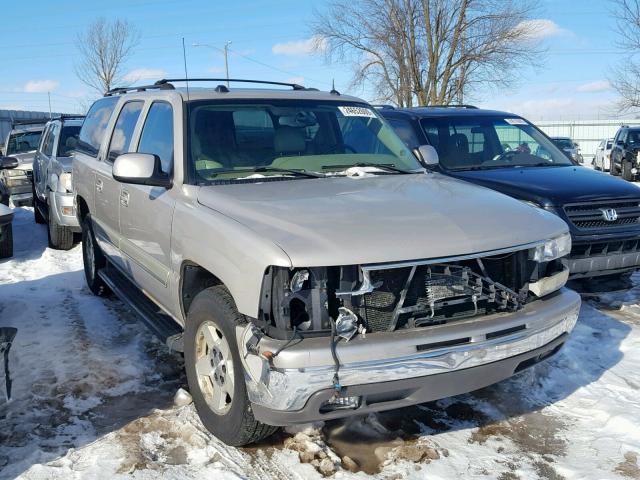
[380,106,520,119]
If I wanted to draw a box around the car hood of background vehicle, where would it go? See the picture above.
[450,166,640,206]
[196,173,567,267]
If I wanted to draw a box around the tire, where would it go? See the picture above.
[32,184,46,224]
[622,160,634,181]
[81,214,110,296]
[184,285,278,446]
[0,224,13,259]
[610,160,620,176]
[48,208,73,250]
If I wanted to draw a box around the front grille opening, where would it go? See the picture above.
[571,239,640,258]
[416,337,471,351]
[485,324,526,340]
[564,199,640,230]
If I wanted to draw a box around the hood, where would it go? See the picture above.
[10,152,35,171]
[450,165,640,206]
[196,173,567,267]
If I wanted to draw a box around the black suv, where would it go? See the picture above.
[379,105,640,280]
[610,125,640,181]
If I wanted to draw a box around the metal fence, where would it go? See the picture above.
[536,119,640,161]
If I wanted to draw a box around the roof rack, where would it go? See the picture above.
[155,78,308,91]
[105,82,175,96]
[371,104,396,110]
[11,117,51,128]
[50,114,86,122]
[418,104,478,109]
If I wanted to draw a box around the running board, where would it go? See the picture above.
[98,265,184,352]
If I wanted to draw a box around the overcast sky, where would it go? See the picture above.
[0,0,628,120]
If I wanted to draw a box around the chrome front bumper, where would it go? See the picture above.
[49,191,80,230]
[239,288,580,424]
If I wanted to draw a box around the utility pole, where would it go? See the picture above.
[224,41,232,87]
[47,92,52,118]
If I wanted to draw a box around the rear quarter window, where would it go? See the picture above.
[77,97,119,157]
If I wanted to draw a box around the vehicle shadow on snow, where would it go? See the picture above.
[318,295,634,475]
[0,269,186,480]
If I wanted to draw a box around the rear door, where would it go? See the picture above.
[34,124,55,199]
[94,101,143,265]
[119,101,177,305]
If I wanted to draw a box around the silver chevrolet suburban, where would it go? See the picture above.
[73,79,580,446]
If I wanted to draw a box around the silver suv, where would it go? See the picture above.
[73,79,580,446]
[33,115,84,249]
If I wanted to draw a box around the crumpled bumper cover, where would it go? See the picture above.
[239,288,580,422]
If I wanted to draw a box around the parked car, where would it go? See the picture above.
[32,115,84,249]
[0,119,48,206]
[0,156,17,258]
[73,79,579,446]
[610,125,640,181]
[551,136,583,163]
[593,138,614,172]
[380,105,640,280]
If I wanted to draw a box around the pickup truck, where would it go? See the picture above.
[73,79,580,446]
[32,115,84,249]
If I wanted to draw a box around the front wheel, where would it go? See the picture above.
[81,214,110,296]
[184,285,278,446]
[622,160,634,181]
[48,209,74,250]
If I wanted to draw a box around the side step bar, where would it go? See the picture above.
[98,265,184,352]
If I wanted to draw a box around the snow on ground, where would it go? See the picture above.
[1,206,640,480]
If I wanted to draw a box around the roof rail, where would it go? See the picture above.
[154,78,308,91]
[104,82,175,96]
[371,104,396,110]
[419,104,478,109]
[11,117,50,128]
[52,114,86,121]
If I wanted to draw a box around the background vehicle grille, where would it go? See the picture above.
[356,251,532,333]
[564,200,640,230]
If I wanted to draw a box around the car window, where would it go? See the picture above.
[606,140,613,149]
[40,125,53,156]
[77,96,119,157]
[419,117,571,170]
[137,102,174,174]
[6,130,44,155]
[44,124,58,156]
[57,125,81,157]
[386,118,420,149]
[628,130,640,144]
[107,101,143,163]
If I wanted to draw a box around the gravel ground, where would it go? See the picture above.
[1,206,639,480]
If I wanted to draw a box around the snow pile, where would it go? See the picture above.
[1,206,640,480]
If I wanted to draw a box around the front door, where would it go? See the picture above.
[94,101,144,266]
[118,101,177,308]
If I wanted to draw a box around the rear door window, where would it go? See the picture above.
[77,96,119,157]
[107,101,144,163]
[137,102,174,174]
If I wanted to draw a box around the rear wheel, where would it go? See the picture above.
[0,224,13,259]
[32,184,45,224]
[184,285,278,446]
[81,214,110,296]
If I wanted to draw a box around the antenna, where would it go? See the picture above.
[182,37,190,101]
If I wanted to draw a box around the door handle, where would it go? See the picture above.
[120,190,130,207]
[96,178,103,193]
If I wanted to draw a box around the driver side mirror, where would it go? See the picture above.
[112,153,171,188]
[0,157,18,170]
[414,145,440,167]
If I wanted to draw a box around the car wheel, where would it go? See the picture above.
[32,184,46,224]
[81,214,110,296]
[184,285,278,446]
[48,208,73,250]
[622,160,634,181]
[0,224,13,259]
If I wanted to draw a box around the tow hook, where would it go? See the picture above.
[0,327,17,401]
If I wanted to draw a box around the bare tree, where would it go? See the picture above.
[312,0,543,107]
[610,0,640,111]
[75,18,140,94]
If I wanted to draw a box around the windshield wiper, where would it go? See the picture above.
[210,166,324,179]
[321,162,416,174]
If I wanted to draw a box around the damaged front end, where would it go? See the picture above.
[237,236,577,423]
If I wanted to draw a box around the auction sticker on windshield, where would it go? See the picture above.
[338,106,376,118]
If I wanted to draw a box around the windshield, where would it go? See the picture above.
[552,138,574,150]
[419,117,573,171]
[188,100,421,182]
[628,131,640,144]
[6,130,43,155]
